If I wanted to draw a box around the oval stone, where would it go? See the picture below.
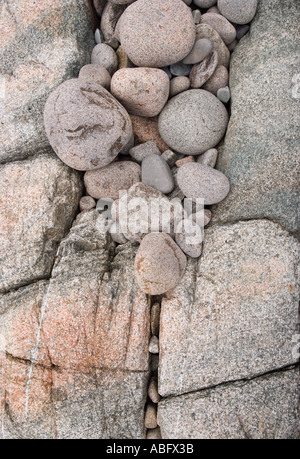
[175,219,203,258]
[158,89,228,155]
[141,155,175,194]
[84,161,141,200]
[111,68,170,117]
[201,12,236,45]
[218,0,258,25]
[134,232,187,295]
[119,0,196,68]
[177,162,230,205]
[44,79,132,171]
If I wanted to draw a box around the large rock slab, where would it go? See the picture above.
[0,153,82,293]
[0,212,150,438]
[159,220,300,397]
[158,369,300,439]
[211,0,300,237]
[0,0,94,164]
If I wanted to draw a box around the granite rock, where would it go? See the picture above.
[158,89,229,155]
[158,369,300,439]
[0,0,94,164]
[111,68,170,117]
[195,23,230,68]
[218,0,258,25]
[170,77,191,98]
[119,0,196,67]
[79,64,111,89]
[135,232,187,295]
[212,0,300,237]
[0,211,150,438]
[142,155,175,194]
[44,79,132,171]
[130,115,170,153]
[159,220,300,397]
[84,161,141,200]
[202,65,229,96]
[0,153,82,293]
[200,12,236,45]
[91,43,118,75]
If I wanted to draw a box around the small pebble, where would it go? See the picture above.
[194,0,217,7]
[207,5,221,14]
[148,377,161,404]
[149,336,159,354]
[151,354,159,372]
[100,2,125,49]
[80,196,96,212]
[218,0,258,25]
[151,303,161,336]
[111,68,170,117]
[192,9,201,24]
[236,24,250,40]
[170,76,191,98]
[177,162,230,204]
[134,232,187,295]
[95,28,103,44]
[131,115,170,153]
[145,402,158,430]
[190,51,218,88]
[182,38,212,65]
[116,46,134,70]
[147,427,162,440]
[142,155,175,194]
[175,219,203,258]
[176,156,195,168]
[196,24,230,68]
[79,64,111,89]
[201,12,236,45]
[217,86,231,103]
[110,222,128,245]
[130,141,161,163]
[170,62,193,77]
[197,148,218,168]
[91,43,118,75]
[161,150,178,168]
[160,67,172,79]
[202,65,229,96]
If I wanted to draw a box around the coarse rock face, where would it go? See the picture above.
[158,369,300,439]
[0,153,82,293]
[0,0,94,164]
[211,0,300,237]
[159,220,300,397]
[0,212,150,439]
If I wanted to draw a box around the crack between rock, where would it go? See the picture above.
[159,362,300,402]
[209,216,300,241]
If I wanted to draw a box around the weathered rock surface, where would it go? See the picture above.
[0,211,150,438]
[119,0,195,68]
[158,369,300,439]
[159,220,300,397]
[212,0,300,237]
[0,0,94,164]
[159,89,228,155]
[44,79,132,171]
[0,153,82,293]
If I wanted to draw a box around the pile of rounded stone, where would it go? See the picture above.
[44,0,258,299]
